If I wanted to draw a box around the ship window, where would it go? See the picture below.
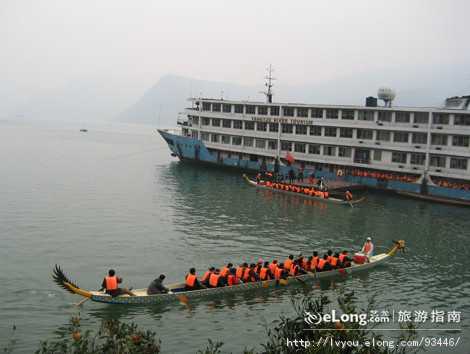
[358,110,374,121]
[256,122,267,131]
[412,133,427,144]
[324,146,336,156]
[233,120,243,129]
[376,130,391,141]
[232,136,242,145]
[452,135,469,147]
[282,124,293,134]
[338,147,352,158]
[223,119,232,128]
[270,106,280,116]
[357,129,373,140]
[326,109,338,119]
[234,105,244,114]
[223,104,232,113]
[393,132,409,143]
[392,151,407,164]
[202,102,211,111]
[191,131,198,139]
[283,107,294,117]
[211,134,220,143]
[311,108,323,118]
[246,105,256,114]
[431,134,448,146]
[281,141,292,151]
[258,106,268,115]
[202,117,210,126]
[430,155,446,167]
[295,125,307,135]
[244,121,255,130]
[268,140,277,150]
[413,112,429,124]
[192,116,199,125]
[308,144,321,154]
[373,150,382,161]
[433,113,449,125]
[221,135,231,144]
[201,132,210,141]
[212,103,221,112]
[454,114,470,126]
[310,126,322,136]
[243,137,254,147]
[297,108,308,117]
[395,111,410,123]
[410,153,425,165]
[294,143,306,153]
[325,127,337,137]
[256,139,266,149]
[212,118,220,127]
[341,110,354,120]
[269,123,279,132]
[378,111,392,122]
[339,128,353,138]
[450,158,468,170]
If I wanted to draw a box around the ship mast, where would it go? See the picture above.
[263,64,275,103]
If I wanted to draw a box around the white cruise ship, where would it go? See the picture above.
[158,73,470,205]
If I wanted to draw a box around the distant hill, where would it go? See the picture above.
[118,69,469,127]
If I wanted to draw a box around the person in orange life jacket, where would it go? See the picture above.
[209,269,225,288]
[255,258,264,274]
[326,250,333,264]
[236,263,247,280]
[329,253,339,269]
[259,261,273,280]
[268,260,278,275]
[147,274,171,295]
[361,237,374,258]
[220,263,233,279]
[185,267,204,290]
[201,267,215,287]
[311,251,319,270]
[339,250,351,267]
[101,269,135,297]
[317,255,332,272]
[284,255,294,270]
[274,263,287,280]
[227,268,241,286]
[244,263,259,282]
[305,256,313,271]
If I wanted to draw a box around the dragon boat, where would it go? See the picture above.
[53,241,404,305]
[243,174,365,206]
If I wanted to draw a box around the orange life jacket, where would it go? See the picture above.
[227,274,239,286]
[324,191,329,198]
[330,256,338,267]
[317,259,326,270]
[105,276,118,290]
[269,262,277,275]
[260,267,269,280]
[236,267,245,279]
[339,254,347,263]
[185,274,197,288]
[243,268,252,282]
[311,256,319,270]
[220,267,230,278]
[284,259,293,270]
[302,258,309,269]
[201,271,212,283]
[275,267,284,280]
[289,264,298,276]
[363,243,372,254]
[209,273,220,287]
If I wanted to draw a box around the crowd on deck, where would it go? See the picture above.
[349,168,418,183]
[431,177,470,191]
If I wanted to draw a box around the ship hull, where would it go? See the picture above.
[158,130,470,205]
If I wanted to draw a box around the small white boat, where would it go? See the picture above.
[53,241,404,305]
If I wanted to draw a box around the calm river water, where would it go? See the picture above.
[0,120,469,353]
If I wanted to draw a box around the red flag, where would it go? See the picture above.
[285,152,295,165]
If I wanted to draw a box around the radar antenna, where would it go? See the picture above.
[261,64,275,103]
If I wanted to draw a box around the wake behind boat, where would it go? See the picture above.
[243,174,365,206]
[52,240,404,305]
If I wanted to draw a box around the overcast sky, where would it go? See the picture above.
[2,0,470,113]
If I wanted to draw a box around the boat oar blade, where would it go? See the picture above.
[279,279,288,286]
[177,294,190,305]
[262,281,270,288]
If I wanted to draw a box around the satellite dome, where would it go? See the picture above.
[377,87,396,107]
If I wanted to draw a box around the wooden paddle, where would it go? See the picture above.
[74,297,89,307]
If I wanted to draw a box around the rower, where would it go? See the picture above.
[361,237,374,259]
[209,269,224,288]
[259,261,272,281]
[227,268,240,286]
[185,267,204,290]
[284,255,294,271]
[268,260,278,275]
[236,263,247,279]
[329,253,339,269]
[275,263,287,280]
[339,250,351,267]
[317,255,332,272]
[289,260,300,276]
[100,269,135,297]
[147,274,170,295]
[326,250,333,264]
[201,267,214,287]
[311,251,319,270]
[220,263,233,279]
[243,263,259,283]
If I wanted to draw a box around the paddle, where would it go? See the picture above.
[74,297,89,307]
